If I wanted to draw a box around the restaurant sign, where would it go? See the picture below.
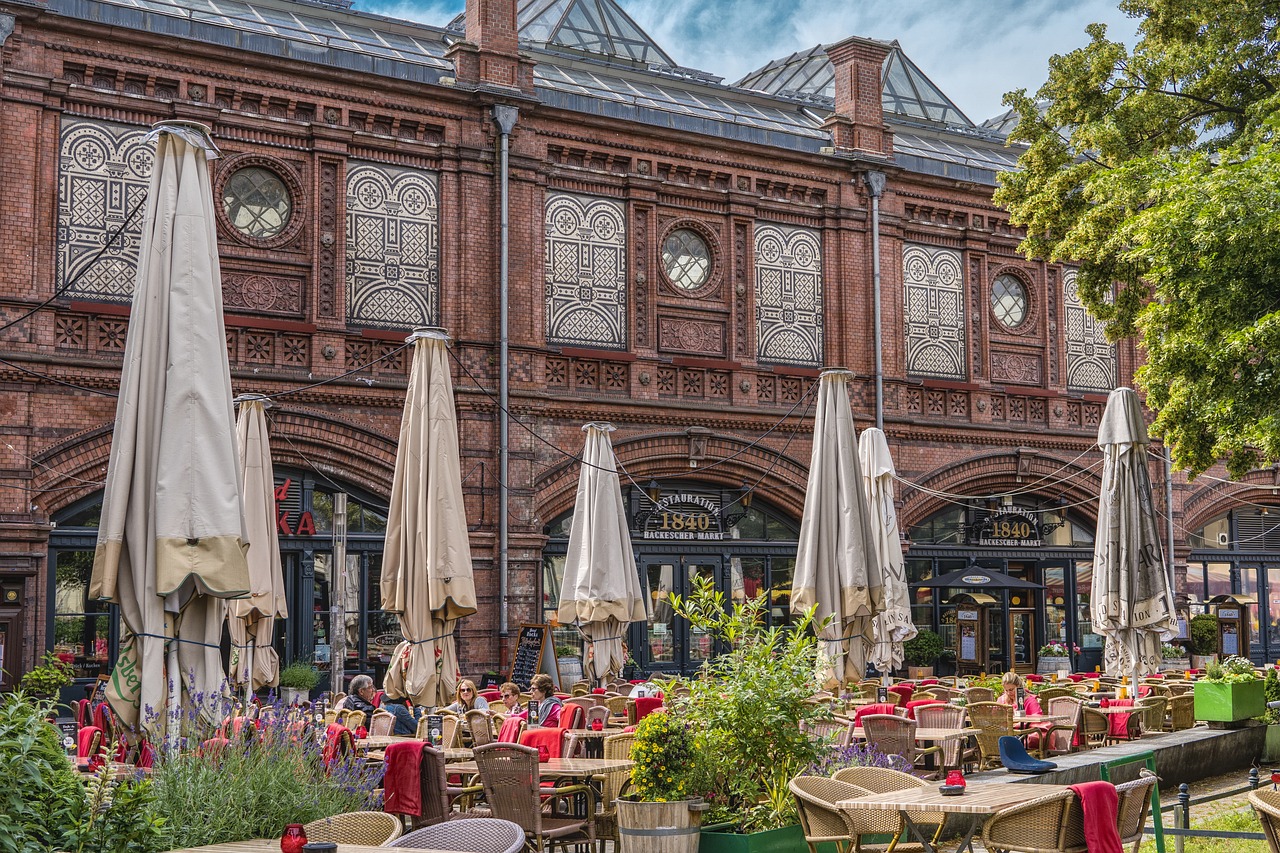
[972,507,1043,547]
[642,492,724,540]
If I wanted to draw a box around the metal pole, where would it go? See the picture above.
[330,492,348,699]
[493,105,518,648]
[864,171,886,431]
[1164,445,1177,586]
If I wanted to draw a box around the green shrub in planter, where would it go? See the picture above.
[19,651,75,696]
[1193,656,1265,722]
[277,662,321,691]
[902,629,943,669]
[1189,614,1219,656]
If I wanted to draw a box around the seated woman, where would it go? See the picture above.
[995,671,1042,715]
[442,679,490,714]
[379,688,417,736]
[498,681,527,719]
[529,673,564,726]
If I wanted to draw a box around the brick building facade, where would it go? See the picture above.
[3,0,1278,690]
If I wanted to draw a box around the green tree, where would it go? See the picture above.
[994,0,1280,477]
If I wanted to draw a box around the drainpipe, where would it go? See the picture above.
[863,171,886,431]
[1164,445,1177,587]
[493,105,518,647]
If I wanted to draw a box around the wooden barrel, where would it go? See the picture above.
[616,798,705,853]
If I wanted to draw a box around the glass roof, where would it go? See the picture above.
[449,0,675,67]
[736,42,974,128]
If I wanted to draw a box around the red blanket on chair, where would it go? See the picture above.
[1069,781,1123,853]
[520,727,562,760]
[853,703,899,725]
[383,741,425,816]
[1106,699,1135,739]
[634,696,664,722]
[497,716,524,743]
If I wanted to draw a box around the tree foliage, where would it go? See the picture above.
[994,0,1280,477]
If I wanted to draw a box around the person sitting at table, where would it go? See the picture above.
[995,672,1042,715]
[379,687,417,736]
[342,674,378,715]
[498,681,527,718]
[529,673,564,726]
[443,679,490,714]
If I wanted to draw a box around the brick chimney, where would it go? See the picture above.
[447,0,535,94]
[822,35,892,157]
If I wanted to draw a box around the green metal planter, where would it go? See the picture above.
[700,823,888,853]
[1193,679,1265,722]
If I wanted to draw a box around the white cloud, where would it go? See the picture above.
[355,0,1140,123]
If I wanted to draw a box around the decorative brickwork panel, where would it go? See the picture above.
[754,223,822,367]
[282,335,308,366]
[57,120,153,302]
[681,369,704,398]
[223,272,303,315]
[1063,269,1115,392]
[345,161,439,329]
[574,360,599,390]
[758,375,776,404]
[904,244,966,379]
[96,319,127,352]
[781,377,804,404]
[905,387,923,414]
[657,316,725,356]
[656,366,677,396]
[708,371,729,398]
[546,357,568,387]
[990,351,1043,386]
[545,193,627,348]
[55,315,86,350]
[244,332,273,364]
[602,362,628,391]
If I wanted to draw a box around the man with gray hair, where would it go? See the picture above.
[343,673,378,715]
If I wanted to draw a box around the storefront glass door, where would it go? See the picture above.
[638,557,721,675]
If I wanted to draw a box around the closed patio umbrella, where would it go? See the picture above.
[556,423,648,685]
[859,427,916,674]
[792,369,882,686]
[1092,387,1177,682]
[89,122,251,749]
[381,329,476,707]
[229,395,288,700]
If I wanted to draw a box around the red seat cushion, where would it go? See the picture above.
[903,699,943,720]
[853,703,899,725]
[519,727,563,761]
[887,685,914,704]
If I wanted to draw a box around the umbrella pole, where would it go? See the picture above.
[167,640,181,756]
[245,639,255,707]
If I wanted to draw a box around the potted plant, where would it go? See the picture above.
[277,661,321,706]
[1159,642,1190,673]
[616,711,711,853]
[1036,641,1077,676]
[1189,613,1219,669]
[20,651,75,700]
[1193,656,1264,723]
[902,629,943,679]
[658,575,832,853]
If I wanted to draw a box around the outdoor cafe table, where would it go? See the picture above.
[446,756,633,780]
[1011,713,1068,725]
[849,726,979,743]
[838,782,1073,853]
[566,726,628,757]
[171,840,467,853]
[355,736,472,763]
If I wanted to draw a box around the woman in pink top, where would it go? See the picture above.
[995,671,1042,714]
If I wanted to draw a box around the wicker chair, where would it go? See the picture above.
[830,766,945,849]
[861,715,941,778]
[400,744,486,828]
[342,709,367,732]
[789,775,871,853]
[1249,788,1280,853]
[980,788,1084,853]
[605,696,629,720]
[303,811,403,845]
[467,709,496,746]
[966,702,1015,770]
[805,718,856,748]
[1115,771,1159,850]
[1034,696,1083,757]
[583,706,610,729]
[1035,687,1076,702]
[1137,695,1168,734]
[913,704,972,770]
[965,687,996,704]
[472,743,595,853]
[594,733,637,851]
[1166,694,1196,732]
[393,817,526,853]
[369,710,396,738]
[441,715,462,748]
[1079,706,1109,749]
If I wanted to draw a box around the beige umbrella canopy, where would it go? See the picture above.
[381,329,476,707]
[556,423,648,685]
[89,122,251,746]
[859,427,917,673]
[229,396,288,696]
[792,369,883,686]
[1092,387,1178,681]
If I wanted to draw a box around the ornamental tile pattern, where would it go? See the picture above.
[754,223,822,366]
[56,120,153,302]
[1062,269,1115,391]
[345,161,439,329]
[544,193,627,348]
[903,244,966,378]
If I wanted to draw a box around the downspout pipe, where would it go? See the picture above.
[493,105,518,645]
[1164,444,1177,588]
[863,171,887,431]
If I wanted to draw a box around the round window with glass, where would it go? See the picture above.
[661,228,712,292]
[991,273,1029,330]
[222,166,292,239]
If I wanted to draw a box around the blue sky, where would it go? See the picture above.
[351,0,1139,123]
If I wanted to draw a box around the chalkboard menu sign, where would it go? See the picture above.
[479,672,501,689]
[508,624,561,690]
[57,719,78,756]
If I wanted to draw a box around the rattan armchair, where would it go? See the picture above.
[467,709,496,746]
[341,709,367,731]
[392,817,526,853]
[830,766,945,850]
[1166,694,1196,732]
[966,702,1015,770]
[369,710,396,737]
[1035,696,1083,757]
[805,718,857,748]
[1078,705,1109,749]
[789,775,870,853]
[605,696,629,720]
[1035,687,1076,702]
[1249,788,1280,853]
[472,743,595,853]
[303,811,403,845]
[965,687,996,704]
[913,703,973,770]
[980,788,1084,853]
[1115,771,1159,850]
[1137,696,1168,734]
[861,714,942,778]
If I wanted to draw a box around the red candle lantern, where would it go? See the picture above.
[281,824,307,853]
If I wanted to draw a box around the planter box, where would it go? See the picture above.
[1265,725,1280,762]
[1037,657,1071,676]
[1193,679,1265,722]
[700,823,886,853]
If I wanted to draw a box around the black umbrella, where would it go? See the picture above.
[918,562,1043,590]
